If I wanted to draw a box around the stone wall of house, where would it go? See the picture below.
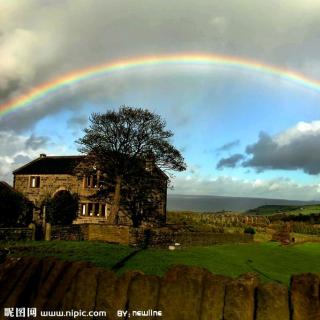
[14,174,81,206]
[0,257,319,320]
[14,173,167,225]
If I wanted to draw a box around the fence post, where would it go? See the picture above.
[45,223,51,241]
[28,223,36,241]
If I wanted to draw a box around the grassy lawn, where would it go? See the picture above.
[1,241,320,285]
[1,241,135,269]
[119,242,320,285]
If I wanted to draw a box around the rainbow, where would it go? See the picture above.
[1,53,320,117]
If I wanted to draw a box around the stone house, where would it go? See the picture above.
[13,154,168,226]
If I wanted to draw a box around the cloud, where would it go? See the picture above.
[25,134,49,150]
[216,139,240,152]
[0,131,49,183]
[216,153,244,169]
[0,28,37,92]
[216,121,320,174]
[0,78,21,101]
[171,175,320,201]
[2,0,320,130]
[13,154,33,165]
[243,121,320,174]
[67,115,88,129]
[0,80,120,131]
[0,131,45,156]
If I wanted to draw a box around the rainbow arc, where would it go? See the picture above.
[1,53,320,117]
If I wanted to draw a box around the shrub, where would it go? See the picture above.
[244,226,256,235]
[292,222,320,236]
[44,191,78,225]
[0,182,32,227]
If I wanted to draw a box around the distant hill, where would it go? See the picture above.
[247,204,320,216]
[167,194,319,213]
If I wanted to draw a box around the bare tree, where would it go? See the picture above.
[76,106,186,224]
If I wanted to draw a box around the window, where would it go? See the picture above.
[105,204,110,218]
[94,203,99,216]
[86,176,91,188]
[30,176,40,188]
[101,204,106,217]
[88,203,93,216]
[83,175,99,188]
[92,175,98,188]
[82,204,86,216]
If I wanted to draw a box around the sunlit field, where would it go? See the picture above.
[2,241,320,286]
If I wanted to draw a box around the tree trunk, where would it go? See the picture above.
[109,176,122,224]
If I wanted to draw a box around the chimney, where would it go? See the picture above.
[145,151,155,172]
[40,153,47,158]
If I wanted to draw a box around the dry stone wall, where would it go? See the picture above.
[51,225,84,241]
[0,228,33,241]
[46,224,131,243]
[130,227,253,247]
[45,225,253,247]
[86,224,130,243]
[0,257,319,320]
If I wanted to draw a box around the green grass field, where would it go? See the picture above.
[2,241,320,285]
[3,241,135,269]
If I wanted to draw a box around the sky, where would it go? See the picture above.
[1,0,320,200]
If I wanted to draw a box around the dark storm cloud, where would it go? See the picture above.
[25,134,49,149]
[2,0,320,130]
[243,128,320,175]
[0,81,112,131]
[216,121,320,175]
[0,78,21,101]
[0,130,50,183]
[0,131,48,155]
[216,153,244,169]
[216,139,240,152]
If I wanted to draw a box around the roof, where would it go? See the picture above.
[13,155,85,175]
[13,154,168,179]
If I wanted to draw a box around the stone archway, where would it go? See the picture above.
[52,187,69,197]
[45,189,78,225]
